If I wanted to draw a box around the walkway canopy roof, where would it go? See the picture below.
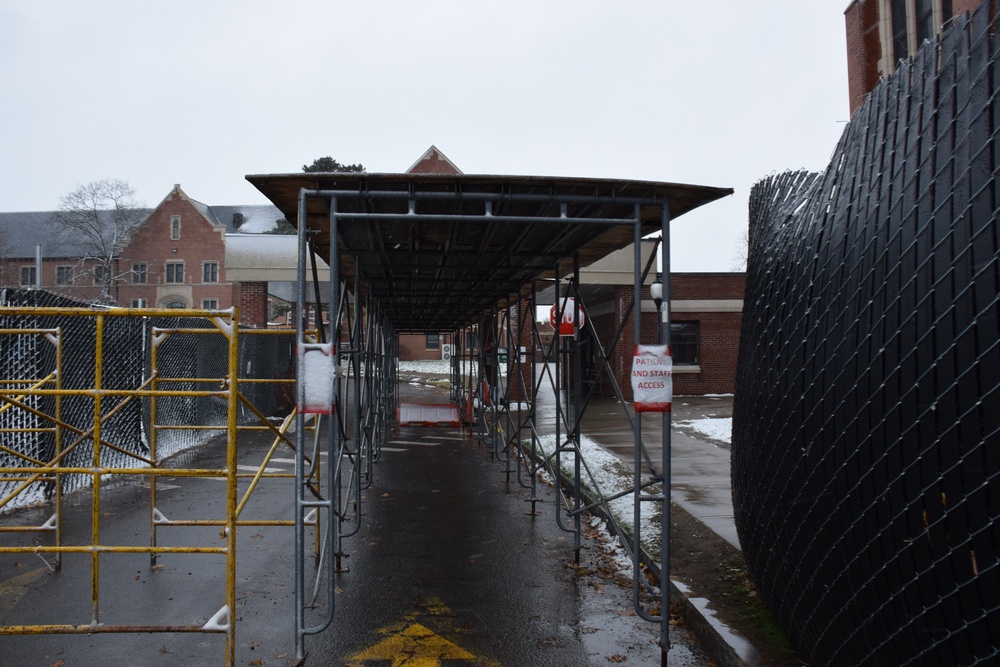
[247,172,731,333]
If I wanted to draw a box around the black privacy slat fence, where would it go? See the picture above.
[733,5,999,666]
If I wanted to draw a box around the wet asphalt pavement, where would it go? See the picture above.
[0,379,712,666]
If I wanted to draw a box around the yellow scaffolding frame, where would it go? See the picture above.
[0,307,314,667]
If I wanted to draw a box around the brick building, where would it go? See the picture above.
[845,0,984,114]
[392,148,745,396]
[563,240,744,398]
[0,184,283,326]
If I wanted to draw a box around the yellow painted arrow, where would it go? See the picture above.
[348,621,477,666]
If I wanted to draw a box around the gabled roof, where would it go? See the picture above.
[160,185,284,233]
[406,146,463,175]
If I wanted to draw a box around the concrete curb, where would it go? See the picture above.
[555,478,762,667]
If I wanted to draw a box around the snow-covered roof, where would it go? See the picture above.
[204,204,284,233]
[225,233,328,281]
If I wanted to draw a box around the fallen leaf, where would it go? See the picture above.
[50,660,64,667]
[248,660,263,666]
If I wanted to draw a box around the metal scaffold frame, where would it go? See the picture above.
[277,175,701,664]
[292,191,398,663]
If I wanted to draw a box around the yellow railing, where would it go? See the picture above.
[0,307,314,666]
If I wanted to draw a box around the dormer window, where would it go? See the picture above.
[170,215,181,240]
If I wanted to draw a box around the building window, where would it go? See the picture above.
[131,298,147,308]
[166,300,186,309]
[887,0,954,65]
[426,333,440,350]
[202,262,219,283]
[170,215,181,240]
[132,262,147,284]
[891,0,910,61]
[671,322,700,366]
[93,264,105,285]
[165,262,184,284]
[914,0,935,42]
[201,299,219,309]
[20,266,36,286]
[56,266,74,285]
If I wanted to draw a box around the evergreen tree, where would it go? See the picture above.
[302,157,365,173]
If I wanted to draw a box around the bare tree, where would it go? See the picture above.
[53,179,147,304]
[731,228,749,272]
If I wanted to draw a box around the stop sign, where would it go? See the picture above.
[549,298,585,336]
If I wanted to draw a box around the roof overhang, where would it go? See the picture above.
[246,172,732,333]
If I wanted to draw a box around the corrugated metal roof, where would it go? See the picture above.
[246,171,732,333]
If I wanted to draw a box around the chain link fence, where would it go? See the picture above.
[733,6,999,666]
[0,289,293,509]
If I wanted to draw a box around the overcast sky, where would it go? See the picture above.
[1,1,851,272]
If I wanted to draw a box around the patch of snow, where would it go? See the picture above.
[531,430,663,557]
[399,359,452,374]
[398,359,507,378]
[676,418,732,444]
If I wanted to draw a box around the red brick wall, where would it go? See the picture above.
[237,282,268,328]
[953,0,986,16]
[845,0,882,116]
[398,333,452,360]
[672,312,742,395]
[596,275,745,399]
[118,185,229,309]
[2,257,108,303]
[669,273,745,300]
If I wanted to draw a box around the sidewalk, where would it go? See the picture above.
[521,387,763,667]
[578,395,740,550]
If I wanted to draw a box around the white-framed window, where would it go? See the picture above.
[20,266,36,286]
[56,266,74,285]
[882,0,953,69]
[170,215,181,240]
[132,262,147,284]
[93,264,105,285]
[165,262,184,284]
[131,298,148,308]
[201,299,219,309]
[202,261,219,283]
[671,321,700,366]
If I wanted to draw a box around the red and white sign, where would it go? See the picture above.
[549,298,585,336]
[632,345,672,413]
